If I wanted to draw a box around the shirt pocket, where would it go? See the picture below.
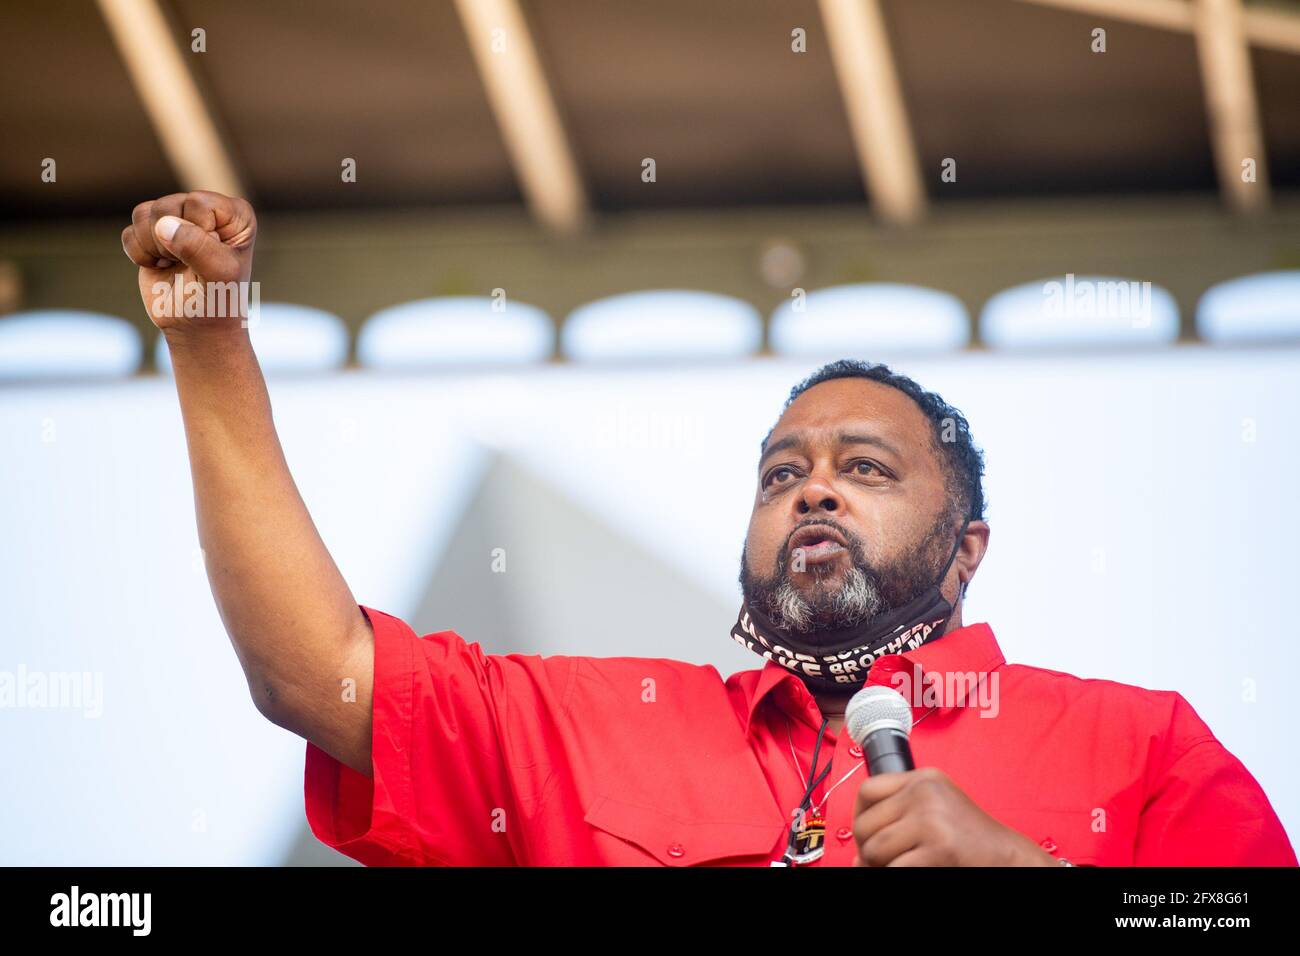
[985,805,1135,866]
[583,792,783,867]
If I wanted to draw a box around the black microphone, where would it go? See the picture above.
[845,685,915,775]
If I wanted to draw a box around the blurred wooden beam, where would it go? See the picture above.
[819,0,927,226]
[1242,5,1300,56]
[96,0,245,197]
[1013,0,1300,55]
[454,0,590,235]
[1013,0,1194,31]
[1194,0,1270,214]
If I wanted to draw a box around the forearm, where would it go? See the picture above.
[165,326,369,720]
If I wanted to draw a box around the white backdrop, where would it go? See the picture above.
[2,348,1297,863]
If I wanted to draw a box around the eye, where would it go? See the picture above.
[849,459,884,478]
[763,465,799,489]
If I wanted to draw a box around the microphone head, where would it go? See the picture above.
[845,685,913,746]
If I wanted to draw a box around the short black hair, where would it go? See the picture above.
[762,358,986,524]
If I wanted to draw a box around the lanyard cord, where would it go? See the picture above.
[778,705,937,863]
[782,715,834,861]
[786,717,857,816]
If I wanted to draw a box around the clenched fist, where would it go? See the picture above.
[120,191,257,334]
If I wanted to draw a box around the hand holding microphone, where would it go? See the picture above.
[845,684,1060,867]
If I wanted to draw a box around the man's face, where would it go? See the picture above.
[740,377,957,638]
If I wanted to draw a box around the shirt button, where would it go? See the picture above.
[1040,838,1058,853]
[836,827,853,842]
[848,745,863,758]
[667,843,685,859]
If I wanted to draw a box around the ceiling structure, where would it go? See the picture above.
[3,0,1299,224]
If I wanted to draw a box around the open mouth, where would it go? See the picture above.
[788,525,849,567]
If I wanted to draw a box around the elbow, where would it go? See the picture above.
[248,672,293,729]
[248,671,320,745]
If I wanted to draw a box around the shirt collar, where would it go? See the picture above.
[740,621,1006,734]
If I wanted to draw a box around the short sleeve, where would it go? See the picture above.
[304,605,570,866]
[1133,695,1297,866]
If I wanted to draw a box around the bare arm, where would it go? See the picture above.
[122,191,374,775]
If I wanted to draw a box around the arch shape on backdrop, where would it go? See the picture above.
[357,296,554,369]
[561,290,762,362]
[0,310,143,381]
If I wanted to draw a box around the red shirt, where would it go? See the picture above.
[304,606,1297,866]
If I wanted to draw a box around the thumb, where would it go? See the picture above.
[154,216,242,281]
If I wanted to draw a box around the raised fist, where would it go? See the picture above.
[120,190,257,333]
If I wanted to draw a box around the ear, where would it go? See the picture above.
[955,520,990,596]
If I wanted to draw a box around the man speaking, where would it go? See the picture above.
[121,191,1297,867]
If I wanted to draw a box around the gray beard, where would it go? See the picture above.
[740,509,958,640]
[759,564,883,635]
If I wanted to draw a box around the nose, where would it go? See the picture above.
[797,467,841,515]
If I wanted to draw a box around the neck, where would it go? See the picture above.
[810,686,855,737]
